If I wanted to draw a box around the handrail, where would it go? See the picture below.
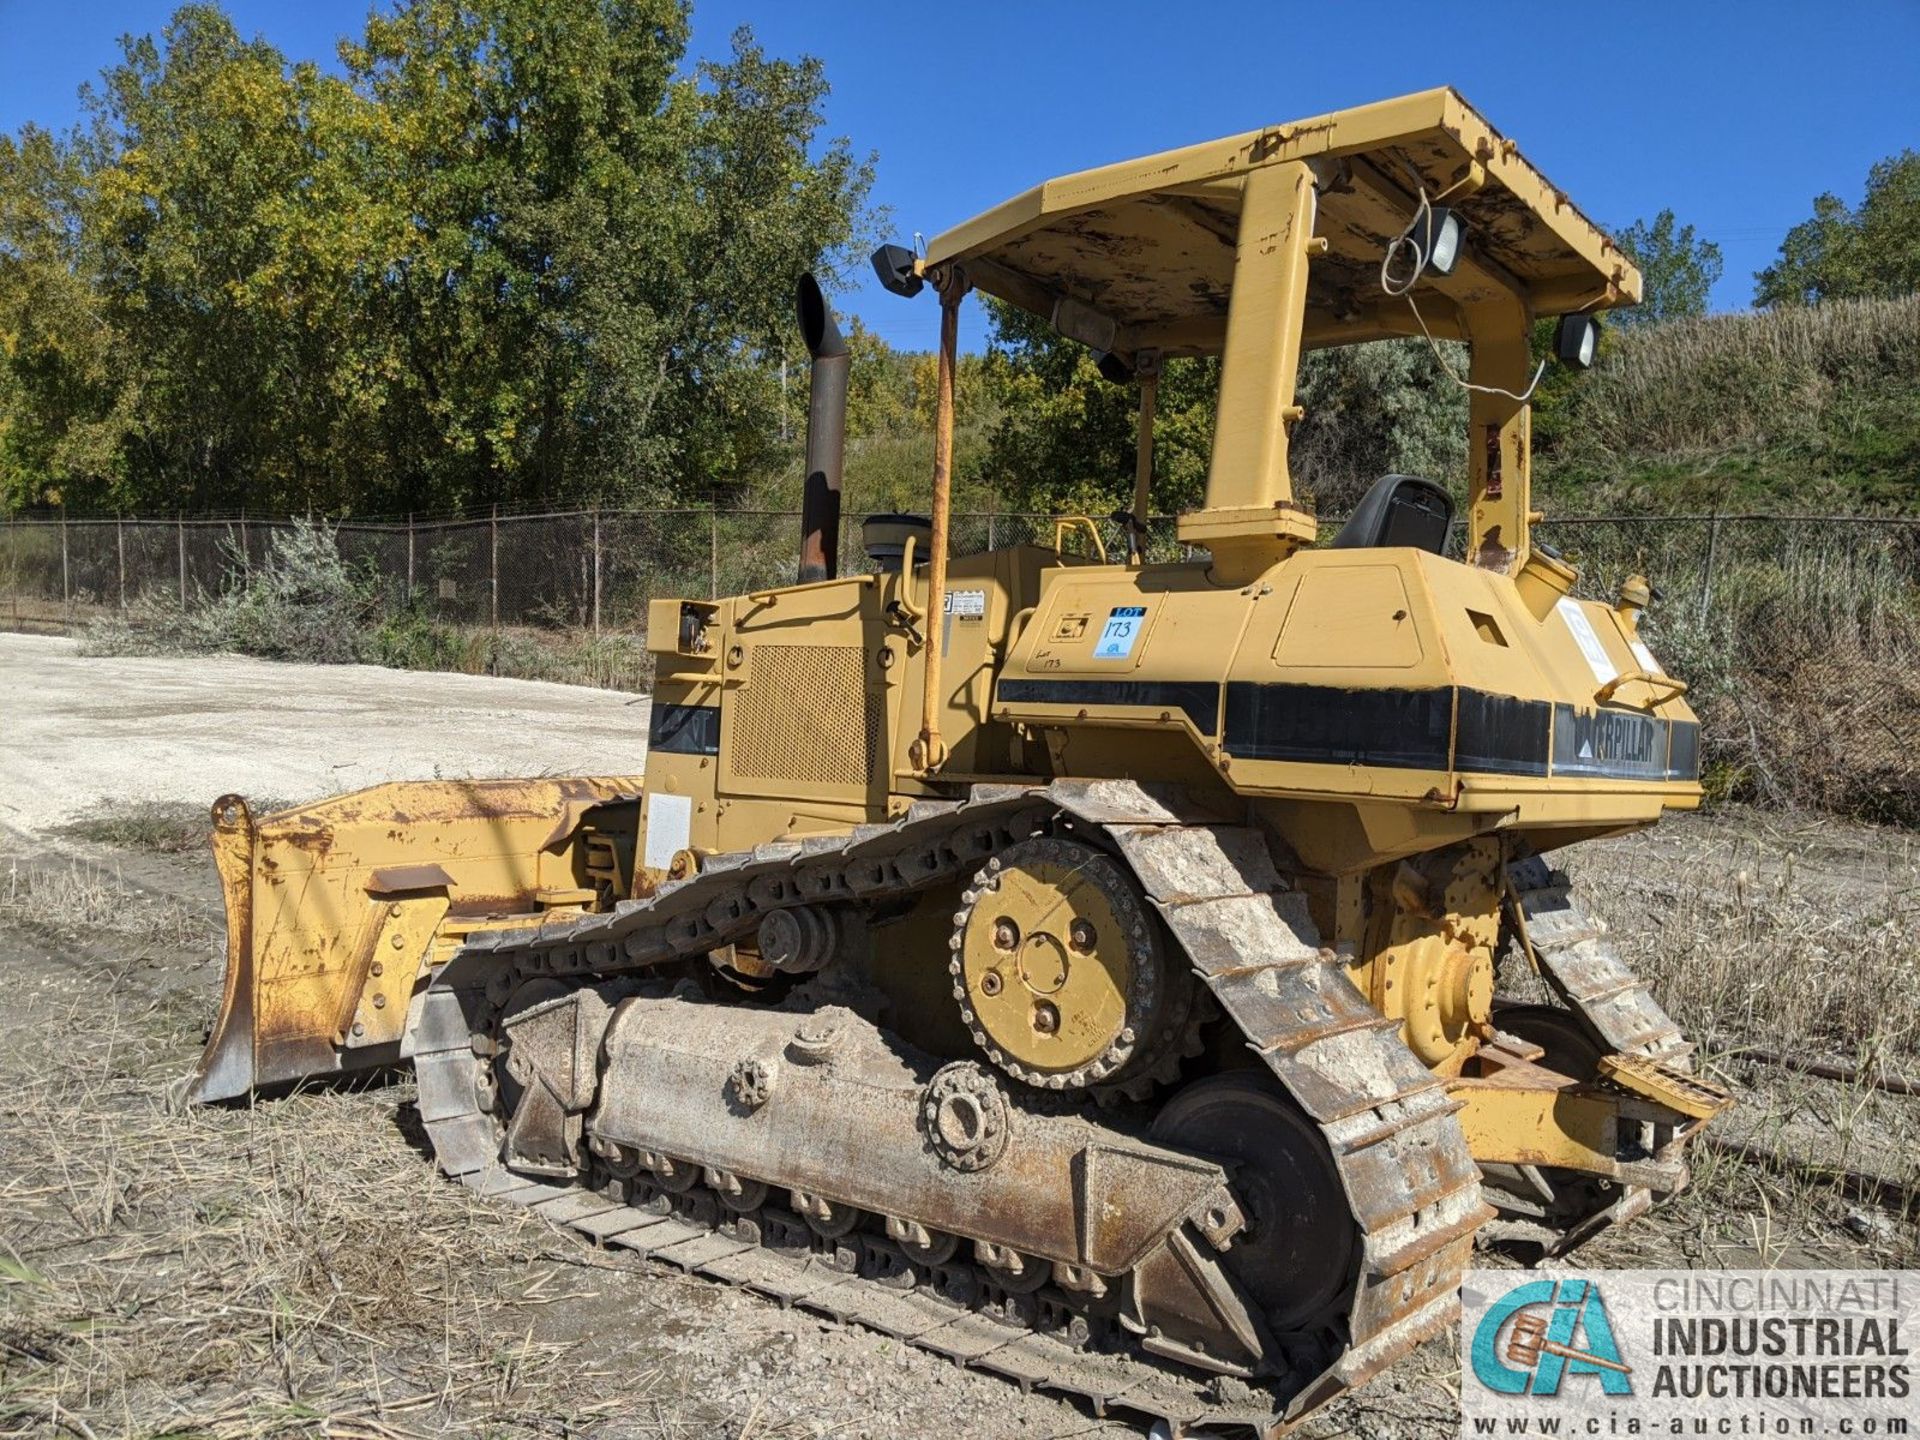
[1594,668,1690,706]
[893,534,924,622]
[1052,515,1109,564]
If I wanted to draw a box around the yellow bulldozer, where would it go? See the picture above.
[191,87,1730,1434]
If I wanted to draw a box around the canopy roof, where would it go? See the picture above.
[924,88,1641,356]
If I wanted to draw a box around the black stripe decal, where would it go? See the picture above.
[1223,682,1455,769]
[997,679,1221,735]
[648,702,720,756]
[1457,690,1553,778]
[1220,682,1695,783]
[1666,720,1701,781]
[1551,703,1667,780]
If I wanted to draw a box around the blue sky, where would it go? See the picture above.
[2,0,1915,351]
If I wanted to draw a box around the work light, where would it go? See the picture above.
[1554,313,1601,368]
[1419,206,1462,277]
[871,244,924,298]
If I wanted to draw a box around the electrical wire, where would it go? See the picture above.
[1380,187,1547,405]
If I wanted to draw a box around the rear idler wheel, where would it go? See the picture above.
[1494,1002,1606,1080]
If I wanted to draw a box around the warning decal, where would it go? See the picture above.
[1556,597,1620,686]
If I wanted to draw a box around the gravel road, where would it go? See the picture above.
[0,632,651,833]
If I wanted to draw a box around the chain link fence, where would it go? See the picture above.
[3,506,1916,820]
[0,508,1190,635]
[3,505,1914,633]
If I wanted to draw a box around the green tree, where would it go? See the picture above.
[973,297,1468,521]
[973,297,1219,521]
[840,319,918,439]
[1756,150,1920,307]
[340,1,874,509]
[76,7,392,512]
[0,0,872,514]
[0,125,135,506]
[1611,209,1723,324]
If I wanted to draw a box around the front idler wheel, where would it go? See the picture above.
[1150,1072,1359,1336]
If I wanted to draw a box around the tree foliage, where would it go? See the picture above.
[972,297,1467,519]
[0,1,871,514]
[1611,209,1723,325]
[1755,151,1920,308]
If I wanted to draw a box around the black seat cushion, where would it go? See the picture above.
[1328,475,1453,554]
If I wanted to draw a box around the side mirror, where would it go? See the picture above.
[1553,314,1601,369]
[871,244,923,298]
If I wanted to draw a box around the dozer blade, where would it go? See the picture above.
[189,776,642,1104]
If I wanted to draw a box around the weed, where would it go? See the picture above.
[59,800,216,855]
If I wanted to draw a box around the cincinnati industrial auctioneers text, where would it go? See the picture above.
[1649,1274,1909,1403]
[1460,1270,1916,1437]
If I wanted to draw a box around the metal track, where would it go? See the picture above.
[411,781,1494,1435]
[1485,856,1699,1253]
[1507,856,1690,1064]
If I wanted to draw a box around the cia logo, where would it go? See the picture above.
[1470,1278,1634,1396]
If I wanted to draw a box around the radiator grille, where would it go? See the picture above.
[730,645,880,787]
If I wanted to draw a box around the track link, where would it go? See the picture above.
[411,781,1495,1434]
[1508,855,1690,1064]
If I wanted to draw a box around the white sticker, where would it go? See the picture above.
[1628,637,1664,675]
[945,588,986,619]
[643,792,693,872]
[1555,597,1619,687]
[1093,605,1148,660]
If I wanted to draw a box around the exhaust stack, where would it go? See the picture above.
[796,274,849,583]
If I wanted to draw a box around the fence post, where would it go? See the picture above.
[710,500,719,601]
[1698,512,1721,624]
[591,506,602,637]
[60,504,71,623]
[177,511,187,608]
[116,516,126,610]
[406,513,415,605]
[239,507,250,583]
[490,504,500,637]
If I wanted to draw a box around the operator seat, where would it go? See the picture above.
[1328,475,1454,554]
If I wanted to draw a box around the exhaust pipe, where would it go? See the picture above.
[796,273,849,584]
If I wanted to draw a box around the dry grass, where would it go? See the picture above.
[0,852,663,1440]
[56,802,295,860]
[0,992,638,1438]
[1565,811,1920,1263]
[57,803,220,859]
[1566,293,1920,463]
[1571,811,1920,1064]
[0,859,214,953]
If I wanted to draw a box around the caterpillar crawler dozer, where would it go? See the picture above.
[191,88,1731,1434]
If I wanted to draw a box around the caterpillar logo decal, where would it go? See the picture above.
[1552,705,1667,780]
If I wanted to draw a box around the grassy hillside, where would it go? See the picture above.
[742,295,1920,523]
[1537,294,1920,514]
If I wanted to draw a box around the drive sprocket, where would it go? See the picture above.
[948,835,1191,1093]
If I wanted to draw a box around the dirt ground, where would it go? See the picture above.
[0,634,649,833]
[1,641,1914,1439]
